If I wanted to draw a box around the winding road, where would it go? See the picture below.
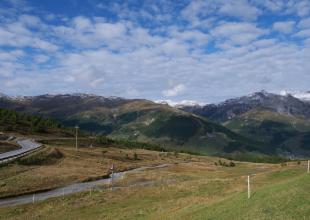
[0,164,170,206]
[0,138,42,163]
[0,137,170,207]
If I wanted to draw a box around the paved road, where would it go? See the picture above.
[0,164,170,206]
[0,139,42,161]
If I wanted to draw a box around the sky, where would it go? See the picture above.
[0,0,310,104]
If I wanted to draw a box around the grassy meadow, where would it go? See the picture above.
[0,140,309,219]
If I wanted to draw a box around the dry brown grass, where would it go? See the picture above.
[0,144,216,198]
[0,151,307,220]
[0,142,20,153]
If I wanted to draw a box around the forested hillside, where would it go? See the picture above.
[0,108,72,136]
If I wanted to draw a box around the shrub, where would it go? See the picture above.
[229,161,236,167]
[16,148,63,165]
[174,151,178,157]
[281,163,287,167]
[134,152,138,160]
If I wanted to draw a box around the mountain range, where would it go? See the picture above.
[0,91,309,159]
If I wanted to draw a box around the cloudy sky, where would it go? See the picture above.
[0,0,310,103]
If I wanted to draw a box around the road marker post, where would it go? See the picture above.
[247,175,251,199]
[32,194,35,204]
[75,125,79,151]
[110,164,114,191]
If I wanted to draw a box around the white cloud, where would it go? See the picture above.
[72,16,92,31]
[253,39,277,48]
[218,0,261,20]
[211,22,268,46]
[1,1,310,103]
[294,1,310,17]
[53,17,127,49]
[0,49,24,61]
[181,0,261,23]
[163,84,186,97]
[19,14,42,28]
[304,38,310,47]
[33,54,49,63]
[169,28,209,47]
[89,78,105,88]
[273,21,295,34]
[254,0,310,17]
[254,0,284,12]
[294,29,310,38]
[298,17,310,29]
[0,17,58,51]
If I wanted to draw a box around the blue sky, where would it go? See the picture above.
[0,0,310,104]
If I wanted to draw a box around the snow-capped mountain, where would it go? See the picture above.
[155,99,206,107]
[291,91,310,102]
[180,91,310,122]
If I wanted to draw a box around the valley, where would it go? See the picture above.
[1,91,310,160]
[0,91,309,219]
[2,1,310,218]
[0,138,308,219]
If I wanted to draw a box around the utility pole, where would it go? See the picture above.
[110,164,114,191]
[75,125,79,151]
[247,175,251,199]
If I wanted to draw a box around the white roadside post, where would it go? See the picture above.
[75,125,79,151]
[110,164,114,191]
[247,175,251,199]
[32,194,35,204]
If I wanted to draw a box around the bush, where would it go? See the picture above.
[134,152,138,160]
[217,160,236,167]
[174,151,178,157]
[229,161,236,167]
[16,148,63,165]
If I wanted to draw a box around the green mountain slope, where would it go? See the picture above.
[224,109,310,157]
[0,108,73,136]
[58,99,262,155]
[0,94,266,157]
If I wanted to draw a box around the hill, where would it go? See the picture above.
[0,93,266,157]
[224,109,310,157]
[180,91,310,158]
[180,91,310,122]
[0,107,73,136]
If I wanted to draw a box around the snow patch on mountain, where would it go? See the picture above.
[280,90,310,101]
[291,92,310,101]
[155,99,206,107]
